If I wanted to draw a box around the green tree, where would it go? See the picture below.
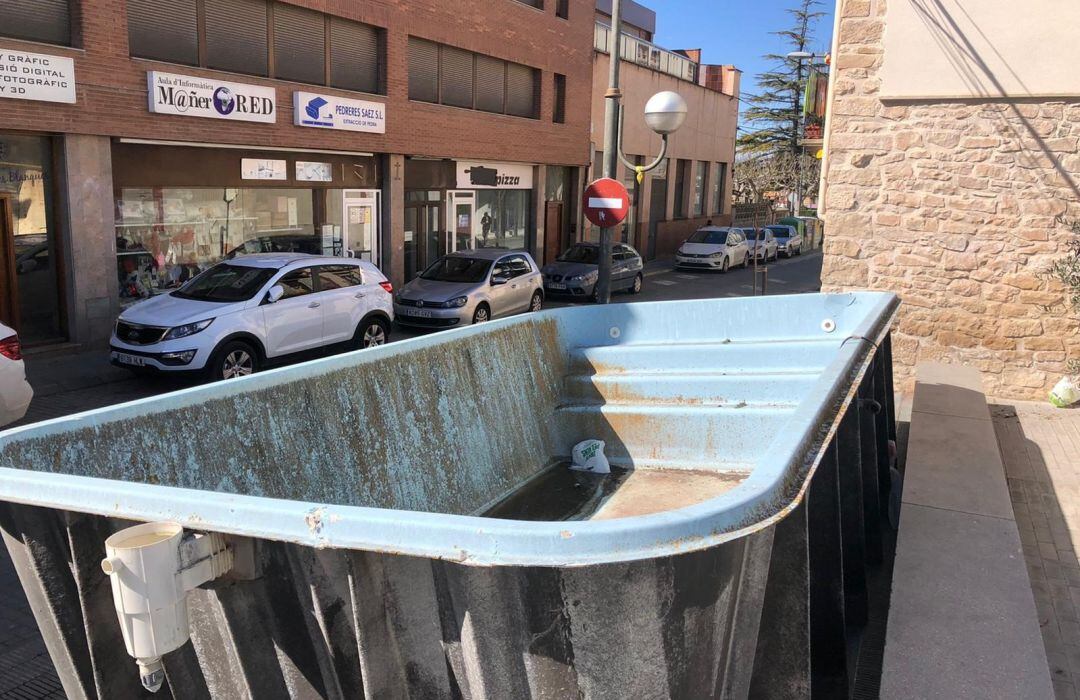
[739,0,825,156]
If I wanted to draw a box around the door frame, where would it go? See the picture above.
[342,189,381,265]
[447,190,476,253]
[0,195,18,332]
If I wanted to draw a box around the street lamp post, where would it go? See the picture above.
[595,0,689,304]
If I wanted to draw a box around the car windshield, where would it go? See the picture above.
[687,229,729,245]
[172,264,276,302]
[766,227,790,238]
[558,245,599,264]
[420,256,493,283]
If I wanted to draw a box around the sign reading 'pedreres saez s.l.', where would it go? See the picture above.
[147,72,276,123]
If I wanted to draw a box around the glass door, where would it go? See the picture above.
[404,201,445,281]
[343,190,380,263]
[447,191,476,253]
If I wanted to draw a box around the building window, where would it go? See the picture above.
[272,3,325,85]
[0,0,71,45]
[673,159,690,218]
[205,0,268,76]
[553,73,566,123]
[408,37,540,119]
[514,0,543,7]
[126,0,382,93]
[556,0,569,19]
[692,161,707,217]
[713,162,727,215]
[0,133,64,343]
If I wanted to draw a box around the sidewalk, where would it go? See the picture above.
[991,400,1080,700]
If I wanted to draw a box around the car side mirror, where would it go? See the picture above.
[491,275,509,286]
[266,284,285,303]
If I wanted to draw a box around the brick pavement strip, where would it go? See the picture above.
[992,400,1080,700]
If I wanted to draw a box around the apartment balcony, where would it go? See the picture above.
[594,21,698,84]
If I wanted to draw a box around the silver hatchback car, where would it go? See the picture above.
[394,249,544,328]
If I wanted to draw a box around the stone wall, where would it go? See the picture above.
[820,0,1080,399]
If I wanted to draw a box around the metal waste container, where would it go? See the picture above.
[0,292,899,699]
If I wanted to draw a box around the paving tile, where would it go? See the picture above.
[993,400,1080,696]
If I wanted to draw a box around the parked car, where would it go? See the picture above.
[765,224,803,257]
[542,242,645,300]
[110,254,393,380]
[0,324,33,427]
[744,228,779,262]
[674,227,750,272]
[395,249,544,328]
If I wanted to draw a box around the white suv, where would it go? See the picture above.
[110,255,394,380]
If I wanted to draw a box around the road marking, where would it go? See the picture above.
[676,274,698,280]
[653,279,677,286]
[645,269,667,277]
[771,278,788,284]
[740,284,755,290]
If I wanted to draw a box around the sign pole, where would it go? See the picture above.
[597,0,625,305]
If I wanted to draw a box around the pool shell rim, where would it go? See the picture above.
[0,292,899,568]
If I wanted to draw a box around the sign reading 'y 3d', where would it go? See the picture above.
[147,71,276,123]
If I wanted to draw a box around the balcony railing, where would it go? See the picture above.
[594,22,698,84]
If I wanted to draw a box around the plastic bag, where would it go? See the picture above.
[1050,377,1080,408]
[570,439,611,474]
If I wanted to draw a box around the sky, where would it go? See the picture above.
[650,0,836,129]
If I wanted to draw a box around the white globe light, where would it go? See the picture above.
[644,91,688,135]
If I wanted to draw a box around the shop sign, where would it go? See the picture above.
[241,158,287,180]
[456,162,533,190]
[296,161,333,182]
[148,71,276,123]
[294,91,386,134]
[0,49,75,104]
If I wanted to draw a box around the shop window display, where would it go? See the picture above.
[475,190,528,251]
[115,187,323,305]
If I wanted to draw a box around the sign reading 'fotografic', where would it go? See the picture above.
[147,71,276,123]
[294,91,386,134]
[0,49,76,104]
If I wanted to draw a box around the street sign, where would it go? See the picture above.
[583,178,630,227]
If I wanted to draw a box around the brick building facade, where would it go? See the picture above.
[819,0,1080,399]
[0,0,593,347]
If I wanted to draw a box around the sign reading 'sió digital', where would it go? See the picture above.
[147,72,276,124]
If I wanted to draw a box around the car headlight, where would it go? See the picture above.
[709,251,725,258]
[162,319,213,341]
[445,296,468,308]
[570,272,599,282]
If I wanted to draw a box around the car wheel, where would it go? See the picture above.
[720,256,730,273]
[356,317,389,349]
[209,341,258,381]
[630,273,643,294]
[473,304,491,324]
[530,291,544,312]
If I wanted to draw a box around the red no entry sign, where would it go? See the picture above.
[583,178,630,227]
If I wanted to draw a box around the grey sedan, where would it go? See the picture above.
[541,242,644,301]
[394,249,544,328]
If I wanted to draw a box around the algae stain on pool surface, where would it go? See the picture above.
[482,463,748,522]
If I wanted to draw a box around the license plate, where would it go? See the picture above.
[114,352,145,367]
[402,308,434,318]
[548,283,567,290]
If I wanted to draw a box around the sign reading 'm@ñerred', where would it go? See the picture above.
[583,178,630,227]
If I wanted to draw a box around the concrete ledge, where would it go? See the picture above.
[882,363,1052,699]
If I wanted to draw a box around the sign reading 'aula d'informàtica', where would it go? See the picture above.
[147,71,276,123]
[0,49,76,104]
